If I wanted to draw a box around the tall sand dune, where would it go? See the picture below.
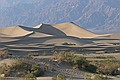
[35,22,98,38]
[52,22,99,38]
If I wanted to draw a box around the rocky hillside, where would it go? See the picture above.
[0,0,120,33]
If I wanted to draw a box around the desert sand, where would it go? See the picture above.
[0,22,120,80]
[0,22,119,54]
[0,26,33,37]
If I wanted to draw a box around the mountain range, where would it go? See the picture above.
[0,0,120,33]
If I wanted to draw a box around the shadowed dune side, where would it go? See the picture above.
[0,26,33,37]
[34,24,67,36]
[28,32,53,38]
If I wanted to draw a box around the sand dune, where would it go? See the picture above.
[52,22,98,38]
[35,22,98,38]
[0,22,120,54]
[43,37,91,46]
[0,22,114,38]
[0,36,92,53]
[0,22,120,80]
[0,26,33,37]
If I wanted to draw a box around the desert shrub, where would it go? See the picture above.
[0,59,44,77]
[23,72,36,80]
[62,42,76,45]
[0,50,10,58]
[53,51,75,63]
[84,74,110,80]
[42,51,47,56]
[0,63,11,77]
[85,64,97,73]
[72,56,89,70]
[52,74,66,80]
[53,51,92,71]
[0,77,6,80]
[27,53,39,57]
[67,77,73,80]
[1,59,32,77]
[90,60,120,75]
[94,56,116,60]
[30,64,44,77]
[72,56,97,72]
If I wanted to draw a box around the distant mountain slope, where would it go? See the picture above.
[0,0,120,33]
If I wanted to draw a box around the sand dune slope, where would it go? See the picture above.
[0,26,33,37]
[52,22,100,38]
[35,24,67,36]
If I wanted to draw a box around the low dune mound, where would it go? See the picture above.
[43,36,92,46]
[0,37,19,42]
[104,34,120,38]
[0,25,33,37]
[35,22,98,38]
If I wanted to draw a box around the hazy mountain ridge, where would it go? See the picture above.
[0,0,120,33]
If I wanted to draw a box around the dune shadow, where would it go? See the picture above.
[36,24,67,36]
[13,24,67,38]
